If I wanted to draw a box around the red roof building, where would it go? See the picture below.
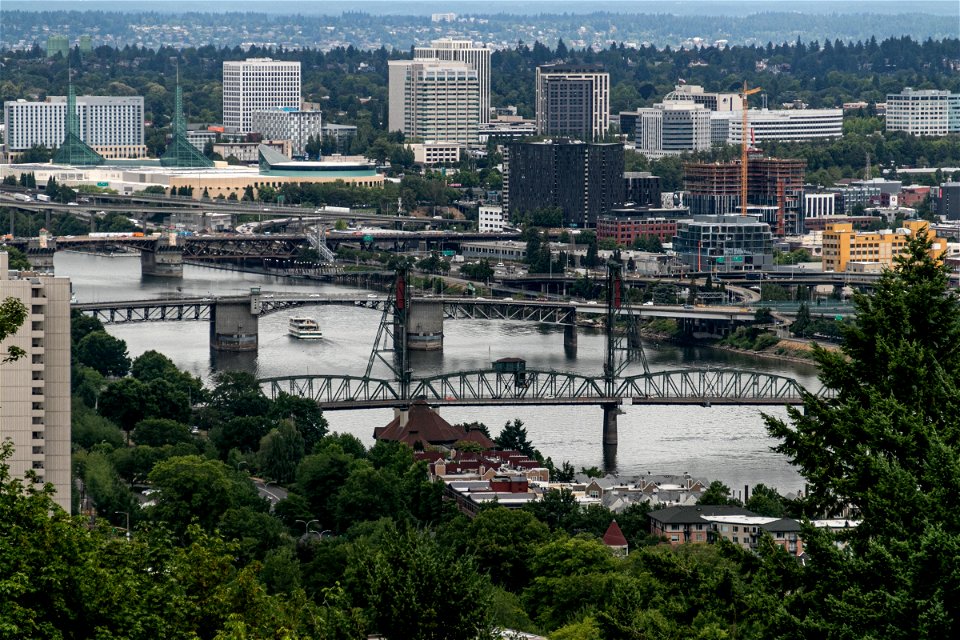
[603,520,629,557]
[374,399,496,449]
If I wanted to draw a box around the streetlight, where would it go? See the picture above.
[236,460,248,473]
[295,519,320,537]
[115,510,130,540]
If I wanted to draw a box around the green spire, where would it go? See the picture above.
[52,77,105,166]
[161,82,213,168]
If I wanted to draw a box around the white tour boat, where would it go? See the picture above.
[288,316,323,339]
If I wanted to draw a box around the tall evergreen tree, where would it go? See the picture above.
[765,230,960,638]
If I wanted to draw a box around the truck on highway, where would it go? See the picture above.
[35,193,51,202]
[14,193,32,202]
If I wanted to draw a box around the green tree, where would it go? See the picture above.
[791,302,812,337]
[146,455,253,534]
[745,484,787,518]
[495,418,538,458]
[0,246,30,270]
[132,418,193,447]
[464,507,550,591]
[258,421,305,484]
[353,528,493,639]
[333,464,404,531]
[71,310,104,346]
[697,480,741,506]
[98,377,149,433]
[0,296,28,363]
[765,230,960,637]
[525,488,580,532]
[75,330,130,377]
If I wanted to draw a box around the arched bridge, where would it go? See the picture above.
[260,368,819,410]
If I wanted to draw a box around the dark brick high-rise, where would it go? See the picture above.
[505,140,624,228]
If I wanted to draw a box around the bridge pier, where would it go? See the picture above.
[26,237,56,272]
[564,322,577,355]
[407,300,444,351]
[140,241,184,278]
[602,402,619,446]
[210,299,259,351]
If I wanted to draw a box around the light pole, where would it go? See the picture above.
[236,460,248,474]
[115,510,130,540]
[295,519,320,537]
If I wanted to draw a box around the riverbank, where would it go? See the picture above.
[638,327,834,367]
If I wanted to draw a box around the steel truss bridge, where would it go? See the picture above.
[8,233,311,262]
[261,368,815,410]
[73,294,756,326]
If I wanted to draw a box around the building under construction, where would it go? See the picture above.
[684,157,805,235]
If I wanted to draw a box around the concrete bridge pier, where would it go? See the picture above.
[26,237,56,272]
[210,298,259,352]
[563,321,578,355]
[407,300,444,351]
[141,242,184,278]
[26,248,56,272]
[602,402,620,446]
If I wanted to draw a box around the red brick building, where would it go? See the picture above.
[597,215,677,246]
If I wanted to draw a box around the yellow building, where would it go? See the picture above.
[822,220,946,272]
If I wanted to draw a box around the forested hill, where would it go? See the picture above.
[1,7,957,50]
[1,35,958,128]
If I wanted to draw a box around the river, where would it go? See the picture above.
[60,251,822,496]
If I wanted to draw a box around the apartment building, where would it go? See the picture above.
[4,96,146,159]
[222,58,301,134]
[414,39,491,124]
[388,59,480,145]
[822,220,947,272]
[536,63,610,141]
[0,251,71,512]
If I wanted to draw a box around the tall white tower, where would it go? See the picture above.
[414,39,492,124]
[222,58,301,134]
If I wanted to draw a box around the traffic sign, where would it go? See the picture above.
[362,235,374,242]
[96,182,109,187]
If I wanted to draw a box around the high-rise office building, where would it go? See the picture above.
[719,108,844,143]
[252,107,323,158]
[635,100,712,157]
[222,58,301,134]
[505,140,624,228]
[414,39,491,124]
[886,88,960,136]
[536,64,610,141]
[3,96,146,159]
[388,59,479,145]
[0,251,72,512]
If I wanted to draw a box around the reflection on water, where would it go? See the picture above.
[58,252,820,493]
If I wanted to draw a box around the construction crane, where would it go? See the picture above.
[740,81,761,216]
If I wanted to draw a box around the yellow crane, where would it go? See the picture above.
[740,81,761,216]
